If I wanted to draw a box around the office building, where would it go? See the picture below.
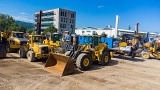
[35,8,76,33]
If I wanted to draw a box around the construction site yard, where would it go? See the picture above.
[0,53,160,90]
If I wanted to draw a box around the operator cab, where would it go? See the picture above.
[51,33,62,42]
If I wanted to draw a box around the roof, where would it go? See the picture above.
[35,8,76,14]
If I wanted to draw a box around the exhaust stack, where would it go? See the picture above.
[135,23,139,35]
[36,10,42,35]
[114,15,119,38]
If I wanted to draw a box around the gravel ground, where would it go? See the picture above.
[0,53,160,90]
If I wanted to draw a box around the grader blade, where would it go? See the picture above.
[45,52,75,76]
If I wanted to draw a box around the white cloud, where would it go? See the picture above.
[20,12,27,15]
[13,15,34,23]
[12,12,34,23]
[97,6,104,8]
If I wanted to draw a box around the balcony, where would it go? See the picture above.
[41,21,54,24]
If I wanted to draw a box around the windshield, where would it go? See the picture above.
[33,36,43,43]
[13,33,24,38]
[93,36,100,46]
[51,34,62,42]
[84,36,92,44]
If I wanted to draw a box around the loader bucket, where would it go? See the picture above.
[45,52,75,76]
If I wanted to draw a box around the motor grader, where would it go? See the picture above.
[5,31,28,53]
[19,34,50,61]
[141,40,160,59]
[45,35,111,76]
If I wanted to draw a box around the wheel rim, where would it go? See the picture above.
[83,58,89,67]
[142,53,149,58]
[28,53,30,59]
[19,50,21,55]
[104,56,109,63]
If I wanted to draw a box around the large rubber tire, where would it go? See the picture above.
[27,51,36,62]
[19,47,26,58]
[141,51,150,59]
[6,42,12,53]
[76,53,91,71]
[157,53,160,60]
[65,51,70,56]
[101,52,111,66]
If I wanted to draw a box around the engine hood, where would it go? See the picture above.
[14,38,28,42]
[34,43,48,47]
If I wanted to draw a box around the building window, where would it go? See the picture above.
[71,14,75,18]
[93,31,96,34]
[70,19,71,23]
[61,17,63,22]
[66,18,67,23]
[72,19,74,23]
[63,24,66,28]
[64,18,65,22]
[60,11,62,16]
[60,23,62,28]
[82,31,85,33]
[62,12,64,16]
[65,12,66,17]
[71,25,72,28]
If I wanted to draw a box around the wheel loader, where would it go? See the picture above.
[45,35,111,76]
[5,31,28,53]
[43,33,63,53]
[1,31,9,43]
[109,34,143,58]
[109,23,144,58]
[43,32,74,53]
[141,40,160,59]
[19,34,50,61]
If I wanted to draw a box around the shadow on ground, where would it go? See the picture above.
[0,57,21,59]
[33,58,47,64]
[113,55,145,62]
[87,59,119,71]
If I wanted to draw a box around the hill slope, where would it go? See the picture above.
[16,20,34,30]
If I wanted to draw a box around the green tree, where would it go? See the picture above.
[0,13,27,32]
[19,26,27,32]
[27,29,34,34]
[0,13,15,31]
[43,26,58,34]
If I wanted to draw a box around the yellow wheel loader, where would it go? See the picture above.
[141,40,160,59]
[19,34,49,61]
[1,31,9,42]
[5,31,28,53]
[45,35,111,76]
[43,33,63,53]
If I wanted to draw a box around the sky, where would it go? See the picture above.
[0,0,160,32]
